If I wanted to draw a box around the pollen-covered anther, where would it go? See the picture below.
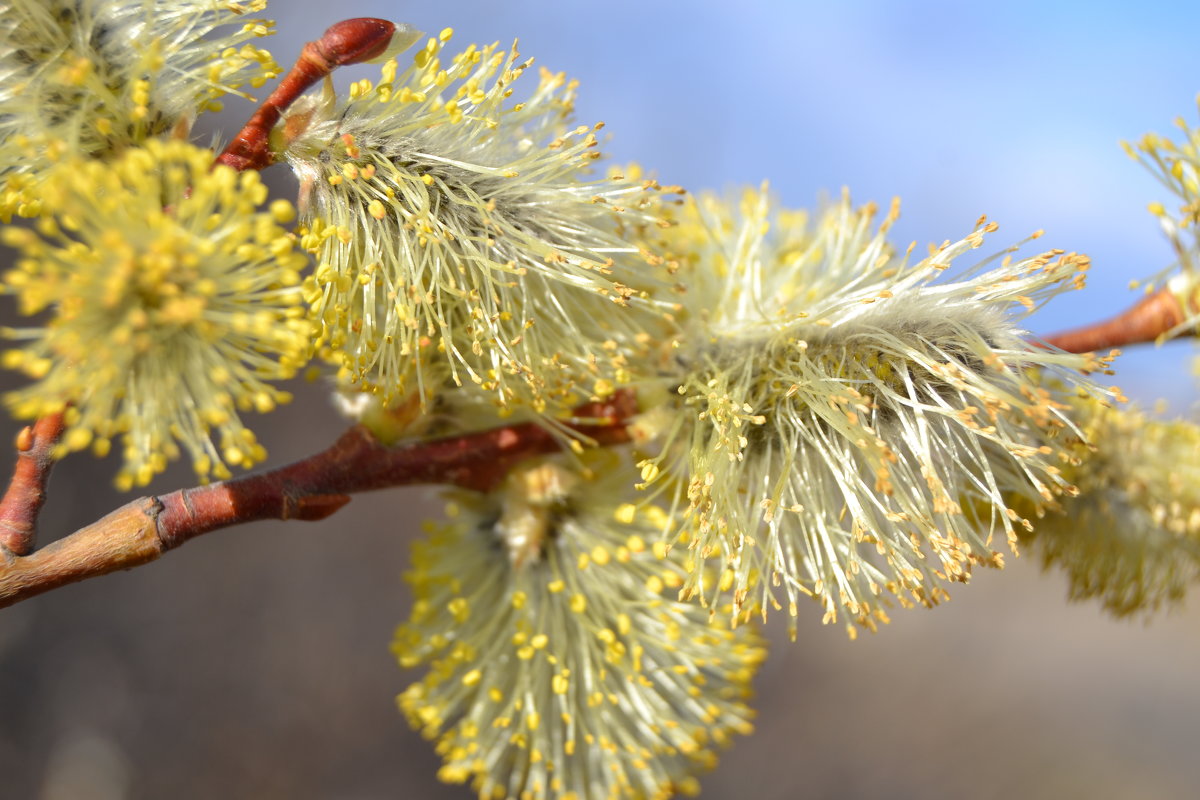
[0,139,310,487]
[640,185,1109,635]
[281,34,671,412]
[395,457,763,799]
[0,0,281,206]
[1017,394,1200,617]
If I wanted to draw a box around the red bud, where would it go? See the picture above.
[318,18,397,67]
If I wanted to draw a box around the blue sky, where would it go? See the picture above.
[271,0,1200,407]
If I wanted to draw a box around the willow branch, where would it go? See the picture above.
[1044,286,1192,353]
[216,17,397,171]
[0,412,65,556]
[0,393,635,609]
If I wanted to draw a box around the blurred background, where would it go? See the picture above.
[3,1,1200,797]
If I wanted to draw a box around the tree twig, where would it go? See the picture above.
[1044,286,1192,353]
[0,17,395,566]
[0,393,635,609]
[0,412,65,557]
[216,17,398,171]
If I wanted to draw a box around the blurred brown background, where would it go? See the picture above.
[3,382,1200,799]
[4,2,1200,798]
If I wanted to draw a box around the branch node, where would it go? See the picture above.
[292,493,352,521]
[0,393,638,606]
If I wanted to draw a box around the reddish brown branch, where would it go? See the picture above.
[0,393,635,608]
[2,17,399,573]
[216,18,398,171]
[1043,287,1192,353]
[0,412,66,556]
